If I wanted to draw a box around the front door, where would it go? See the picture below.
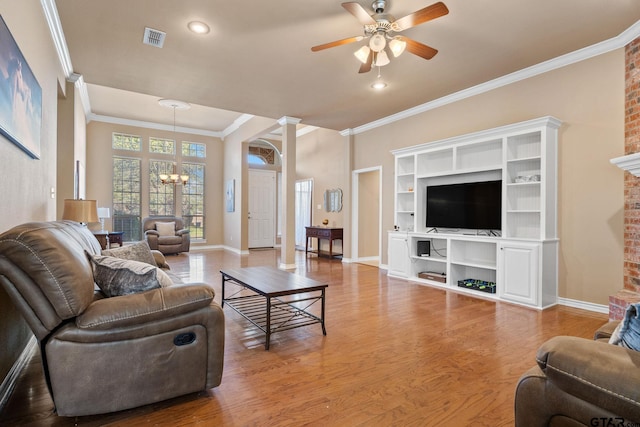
[248,169,276,248]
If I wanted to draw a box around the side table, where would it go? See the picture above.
[92,231,124,250]
[305,226,343,259]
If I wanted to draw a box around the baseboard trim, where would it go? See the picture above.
[0,336,37,412]
[557,297,609,314]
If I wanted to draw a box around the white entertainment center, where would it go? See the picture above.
[388,116,562,309]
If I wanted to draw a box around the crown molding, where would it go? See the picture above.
[87,113,224,138]
[41,0,72,77]
[221,114,255,139]
[351,19,640,135]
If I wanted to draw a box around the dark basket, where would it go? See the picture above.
[457,279,496,294]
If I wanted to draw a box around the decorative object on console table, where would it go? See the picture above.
[62,199,99,226]
[305,226,343,259]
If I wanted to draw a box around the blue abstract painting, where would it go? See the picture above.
[0,15,42,159]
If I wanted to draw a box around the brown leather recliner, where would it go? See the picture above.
[143,216,190,255]
[0,221,224,417]
[515,322,640,426]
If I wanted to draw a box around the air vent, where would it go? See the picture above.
[143,27,166,48]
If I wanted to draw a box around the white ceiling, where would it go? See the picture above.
[54,0,640,133]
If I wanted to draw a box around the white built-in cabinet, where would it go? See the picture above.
[388,117,561,309]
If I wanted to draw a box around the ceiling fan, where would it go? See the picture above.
[311,1,448,73]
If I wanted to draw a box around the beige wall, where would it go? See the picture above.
[0,0,66,386]
[86,121,224,244]
[357,169,380,259]
[297,128,345,228]
[352,50,625,305]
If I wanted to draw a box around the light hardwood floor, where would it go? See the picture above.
[0,249,608,426]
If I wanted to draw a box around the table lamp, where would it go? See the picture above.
[97,207,111,232]
[62,199,99,226]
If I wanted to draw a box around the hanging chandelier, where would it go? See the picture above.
[158,99,191,185]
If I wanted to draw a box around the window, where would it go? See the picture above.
[149,137,175,154]
[182,162,205,239]
[248,154,267,165]
[112,157,142,241]
[182,142,206,158]
[295,179,313,248]
[112,133,142,151]
[149,160,175,215]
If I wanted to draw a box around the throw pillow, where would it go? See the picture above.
[156,221,175,237]
[89,254,173,297]
[102,240,157,266]
[609,302,640,350]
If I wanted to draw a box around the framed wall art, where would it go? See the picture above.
[0,15,42,159]
[226,179,235,212]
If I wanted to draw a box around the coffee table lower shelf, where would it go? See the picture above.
[224,294,325,349]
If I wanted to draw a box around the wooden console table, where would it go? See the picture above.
[305,226,343,259]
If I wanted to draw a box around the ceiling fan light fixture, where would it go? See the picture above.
[369,33,387,52]
[354,45,371,64]
[369,32,387,52]
[389,38,406,57]
[375,50,390,66]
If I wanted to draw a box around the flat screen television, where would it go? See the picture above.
[426,180,502,230]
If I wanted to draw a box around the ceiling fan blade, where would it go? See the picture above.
[311,36,363,52]
[342,2,377,26]
[394,2,449,31]
[358,50,373,73]
[401,37,438,60]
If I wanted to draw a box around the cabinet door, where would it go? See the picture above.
[498,242,539,306]
[388,233,409,278]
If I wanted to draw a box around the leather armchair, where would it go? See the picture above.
[143,216,190,254]
[515,322,640,426]
[0,221,224,416]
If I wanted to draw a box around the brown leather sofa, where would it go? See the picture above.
[515,321,640,426]
[0,221,224,416]
[143,216,190,254]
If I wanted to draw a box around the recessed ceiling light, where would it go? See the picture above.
[188,21,210,34]
[371,81,387,90]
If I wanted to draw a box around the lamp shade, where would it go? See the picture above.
[354,45,371,64]
[62,199,99,223]
[97,207,111,219]
[389,38,407,57]
[375,50,390,67]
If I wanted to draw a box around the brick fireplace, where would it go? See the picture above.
[609,37,640,320]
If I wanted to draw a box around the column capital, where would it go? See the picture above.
[278,116,302,126]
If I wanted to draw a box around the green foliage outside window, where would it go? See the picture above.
[182,142,206,158]
[150,137,175,155]
[112,133,142,151]
[112,156,142,241]
[149,160,175,215]
[182,162,205,239]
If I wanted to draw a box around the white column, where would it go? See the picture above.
[279,116,301,269]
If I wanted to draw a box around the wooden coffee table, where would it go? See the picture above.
[220,266,328,350]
